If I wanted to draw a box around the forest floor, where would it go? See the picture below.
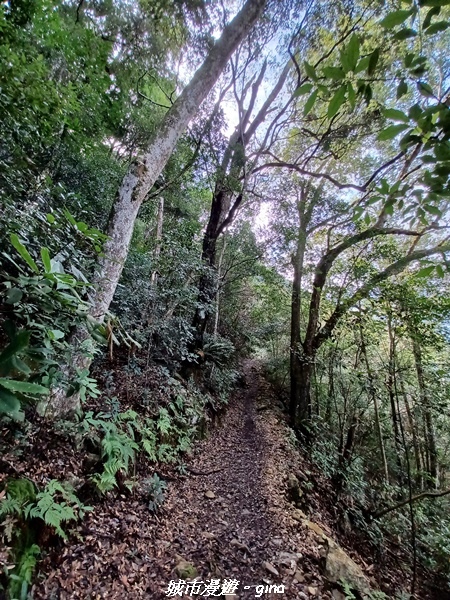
[27,360,439,599]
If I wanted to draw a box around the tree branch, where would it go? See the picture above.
[373,488,450,519]
[314,243,450,350]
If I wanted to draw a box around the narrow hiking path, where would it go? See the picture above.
[33,361,385,599]
[145,359,308,599]
[136,359,332,599]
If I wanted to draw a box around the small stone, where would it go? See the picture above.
[262,561,279,576]
[272,537,283,546]
[175,559,197,579]
[307,586,317,596]
[292,508,307,521]
[287,473,303,505]
[294,570,305,583]
[275,551,298,568]
[325,543,371,594]
[203,532,215,539]
[303,519,327,539]
[205,490,216,499]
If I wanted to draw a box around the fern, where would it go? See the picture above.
[8,543,40,600]
[24,480,91,540]
[339,579,357,600]
[142,437,157,461]
[157,443,177,463]
[0,479,36,518]
[92,431,139,493]
[157,408,171,435]
[1,478,90,598]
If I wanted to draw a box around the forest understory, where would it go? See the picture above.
[1,360,444,600]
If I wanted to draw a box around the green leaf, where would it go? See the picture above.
[341,34,360,72]
[382,108,409,122]
[408,103,422,120]
[347,82,356,110]
[303,89,318,116]
[327,85,346,119]
[377,124,409,140]
[0,379,48,395]
[0,389,21,415]
[380,9,413,29]
[436,264,445,278]
[367,49,379,76]
[425,21,450,34]
[304,61,318,81]
[46,213,55,224]
[384,201,395,216]
[11,355,31,375]
[63,209,77,226]
[294,83,313,97]
[5,287,23,305]
[420,0,450,6]
[323,66,346,80]
[423,6,441,29]
[346,34,360,71]
[393,28,417,39]
[435,142,450,161]
[355,56,370,74]
[363,84,373,105]
[0,330,30,365]
[424,204,442,216]
[400,132,421,150]
[417,82,434,97]
[40,247,51,272]
[10,234,39,273]
[397,80,408,99]
[415,265,435,277]
[48,329,65,341]
[404,52,415,68]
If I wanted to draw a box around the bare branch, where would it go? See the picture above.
[373,488,450,519]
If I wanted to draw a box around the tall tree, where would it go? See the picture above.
[42,0,268,417]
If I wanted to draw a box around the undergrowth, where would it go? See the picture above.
[0,478,91,599]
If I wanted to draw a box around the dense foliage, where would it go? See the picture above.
[1,0,450,597]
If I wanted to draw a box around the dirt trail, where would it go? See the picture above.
[144,360,326,599]
[33,361,351,599]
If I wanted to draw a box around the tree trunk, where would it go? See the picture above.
[151,196,164,286]
[410,334,438,488]
[334,414,358,492]
[289,209,308,426]
[191,188,228,346]
[401,378,424,491]
[213,233,227,337]
[192,59,290,347]
[387,310,404,484]
[358,315,389,485]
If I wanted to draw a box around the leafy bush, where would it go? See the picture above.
[0,213,107,419]
[142,474,167,512]
[0,327,49,419]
